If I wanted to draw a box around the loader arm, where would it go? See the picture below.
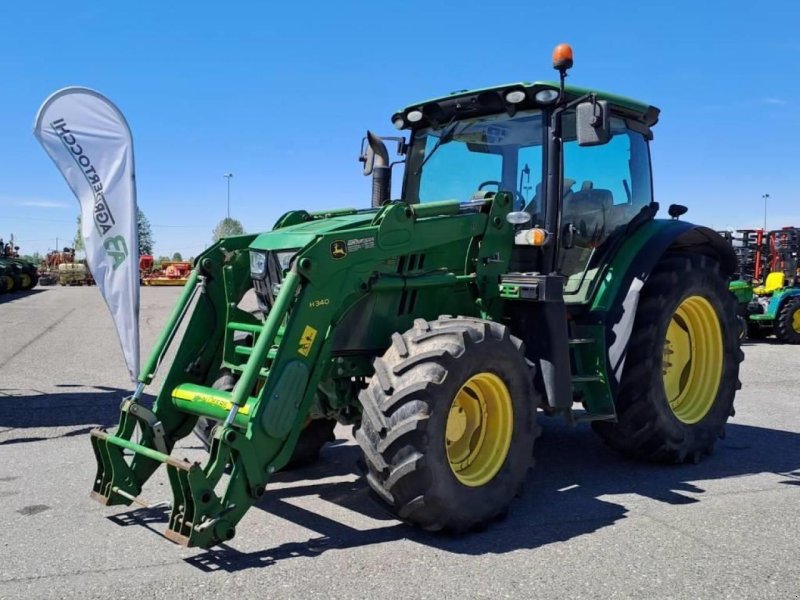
[89,194,514,548]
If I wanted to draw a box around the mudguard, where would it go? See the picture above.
[587,218,737,390]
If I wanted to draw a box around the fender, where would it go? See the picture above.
[588,218,737,387]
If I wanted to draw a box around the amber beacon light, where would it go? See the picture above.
[552,43,574,71]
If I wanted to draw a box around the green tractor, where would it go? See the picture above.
[90,45,742,548]
[0,238,39,293]
[741,228,800,343]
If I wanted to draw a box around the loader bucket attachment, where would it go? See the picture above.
[89,426,234,547]
[86,239,317,548]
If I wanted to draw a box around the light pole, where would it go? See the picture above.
[762,193,769,231]
[224,173,234,219]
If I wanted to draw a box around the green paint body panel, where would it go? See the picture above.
[729,280,753,305]
[749,287,800,322]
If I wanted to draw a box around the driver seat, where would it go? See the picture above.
[563,181,612,248]
[523,179,575,223]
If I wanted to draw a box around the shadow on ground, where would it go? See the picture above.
[0,386,153,444]
[0,289,47,304]
[107,419,800,572]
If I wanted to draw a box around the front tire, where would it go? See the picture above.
[775,297,800,344]
[593,254,742,463]
[5,272,20,293]
[356,316,538,532]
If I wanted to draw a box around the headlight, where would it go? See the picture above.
[251,249,301,314]
[249,250,267,277]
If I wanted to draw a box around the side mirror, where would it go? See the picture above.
[359,137,376,176]
[668,204,688,220]
[576,99,611,147]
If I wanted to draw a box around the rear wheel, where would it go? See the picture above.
[356,316,538,532]
[192,371,336,470]
[593,254,742,463]
[775,297,800,344]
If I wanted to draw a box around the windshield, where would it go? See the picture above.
[404,110,545,212]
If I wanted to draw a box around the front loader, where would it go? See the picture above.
[90,44,742,548]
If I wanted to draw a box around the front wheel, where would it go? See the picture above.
[5,272,20,293]
[593,253,743,463]
[356,316,538,532]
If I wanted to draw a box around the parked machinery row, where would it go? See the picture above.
[0,238,39,294]
[722,227,800,343]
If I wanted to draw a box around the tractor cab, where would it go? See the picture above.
[382,55,659,304]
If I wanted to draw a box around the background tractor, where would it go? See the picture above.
[89,44,742,548]
[743,227,800,342]
[0,237,39,293]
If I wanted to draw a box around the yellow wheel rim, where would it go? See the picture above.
[792,308,800,334]
[662,295,723,424]
[4,278,11,291]
[20,274,31,288]
[445,372,513,487]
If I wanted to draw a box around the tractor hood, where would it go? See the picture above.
[249,209,379,252]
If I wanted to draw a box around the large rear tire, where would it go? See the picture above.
[593,254,742,463]
[192,371,336,470]
[775,297,800,344]
[356,316,538,532]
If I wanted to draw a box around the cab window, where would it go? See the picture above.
[560,116,653,295]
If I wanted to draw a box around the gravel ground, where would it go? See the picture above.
[1,286,798,599]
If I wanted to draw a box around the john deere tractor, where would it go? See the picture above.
[743,227,800,343]
[90,45,742,548]
[0,238,39,293]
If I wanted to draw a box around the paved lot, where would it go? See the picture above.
[1,286,799,599]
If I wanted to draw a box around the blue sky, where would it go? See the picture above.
[1,0,798,257]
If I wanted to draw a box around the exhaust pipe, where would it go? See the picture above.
[362,131,391,207]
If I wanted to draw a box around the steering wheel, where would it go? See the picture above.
[478,180,502,191]
[477,180,527,211]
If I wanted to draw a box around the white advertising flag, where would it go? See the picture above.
[33,87,140,381]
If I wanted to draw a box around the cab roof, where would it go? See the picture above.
[393,81,660,130]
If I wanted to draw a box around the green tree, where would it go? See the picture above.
[212,217,245,242]
[172,252,183,261]
[75,209,154,255]
[74,215,84,251]
[137,209,154,255]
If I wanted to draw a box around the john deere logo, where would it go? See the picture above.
[330,240,347,259]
